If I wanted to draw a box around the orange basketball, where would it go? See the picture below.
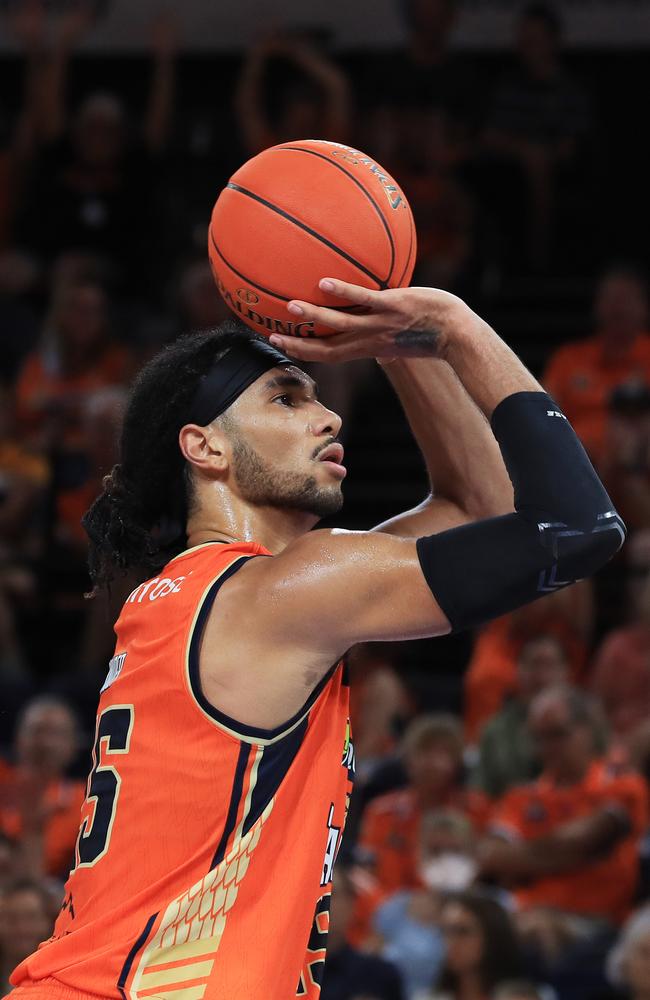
[208,139,417,338]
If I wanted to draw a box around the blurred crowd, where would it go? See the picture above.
[1,0,650,998]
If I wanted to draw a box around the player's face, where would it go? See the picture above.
[223,366,345,520]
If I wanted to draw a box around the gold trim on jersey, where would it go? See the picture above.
[234,745,263,844]
[127,800,274,999]
[184,562,326,747]
[166,541,235,565]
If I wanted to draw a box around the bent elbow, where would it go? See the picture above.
[549,509,627,581]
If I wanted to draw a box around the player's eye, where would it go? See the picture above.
[273,394,295,407]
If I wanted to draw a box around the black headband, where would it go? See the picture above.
[188,340,292,426]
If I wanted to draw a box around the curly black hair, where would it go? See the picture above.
[82,320,261,592]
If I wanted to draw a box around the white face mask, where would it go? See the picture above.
[419,852,477,892]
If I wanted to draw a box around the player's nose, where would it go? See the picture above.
[310,402,342,439]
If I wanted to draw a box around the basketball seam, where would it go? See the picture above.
[273,145,396,284]
[226,182,387,290]
[397,204,416,287]
[209,229,365,312]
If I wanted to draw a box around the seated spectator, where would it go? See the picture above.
[591,530,650,749]
[373,811,475,997]
[0,696,85,881]
[16,280,131,554]
[472,635,569,799]
[464,581,593,745]
[0,878,56,995]
[349,647,411,781]
[321,867,405,1000]
[605,905,650,1000]
[357,715,488,901]
[426,892,525,999]
[543,267,650,462]
[597,383,650,532]
[482,3,593,271]
[479,686,648,951]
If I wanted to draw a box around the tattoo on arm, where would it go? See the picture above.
[394,328,443,356]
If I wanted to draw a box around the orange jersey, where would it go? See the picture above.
[10,541,354,999]
[543,333,650,459]
[488,759,648,923]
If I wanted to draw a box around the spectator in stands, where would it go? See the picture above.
[17,2,177,291]
[472,634,570,799]
[605,905,650,1000]
[597,383,650,531]
[464,581,593,745]
[357,714,488,903]
[0,878,55,995]
[395,107,475,289]
[544,267,650,461]
[321,867,405,1000]
[385,0,479,145]
[591,529,650,749]
[235,33,351,155]
[479,686,647,956]
[373,811,475,997]
[427,892,525,999]
[16,279,130,553]
[0,379,49,683]
[344,644,413,843]
[482,3,593,270]
[0,696,85,881]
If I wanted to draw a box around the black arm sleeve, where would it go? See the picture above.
[416,391,625,632]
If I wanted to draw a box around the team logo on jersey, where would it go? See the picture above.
[100,652,127,693]
[321,803,341,887]
[342,718,356,780]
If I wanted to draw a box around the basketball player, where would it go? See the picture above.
[5,279,624,1000]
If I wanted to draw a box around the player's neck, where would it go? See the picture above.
[186,503,318,555]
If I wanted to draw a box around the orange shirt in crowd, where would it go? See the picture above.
[16,343,131,448]
[488,758,648,924]
[0,441,49,488]
[349,785,489,944]
[464,613,588,745]
[0,759,85,880]
[591,624,650,738]
[543,333,650,458]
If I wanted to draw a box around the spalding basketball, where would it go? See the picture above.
[208,140,416,338]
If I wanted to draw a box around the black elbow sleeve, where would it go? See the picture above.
[417,391,626,633]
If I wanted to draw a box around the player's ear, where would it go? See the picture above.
[178,423,230,475]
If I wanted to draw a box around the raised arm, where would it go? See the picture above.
[243,282,625,658]
[372,355,514,537]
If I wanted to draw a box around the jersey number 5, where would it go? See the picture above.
[75,705,135,869]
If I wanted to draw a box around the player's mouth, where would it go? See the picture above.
[316,442,347,479]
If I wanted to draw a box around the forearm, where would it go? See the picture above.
[381,356,513,519]
[433,300,542,419]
